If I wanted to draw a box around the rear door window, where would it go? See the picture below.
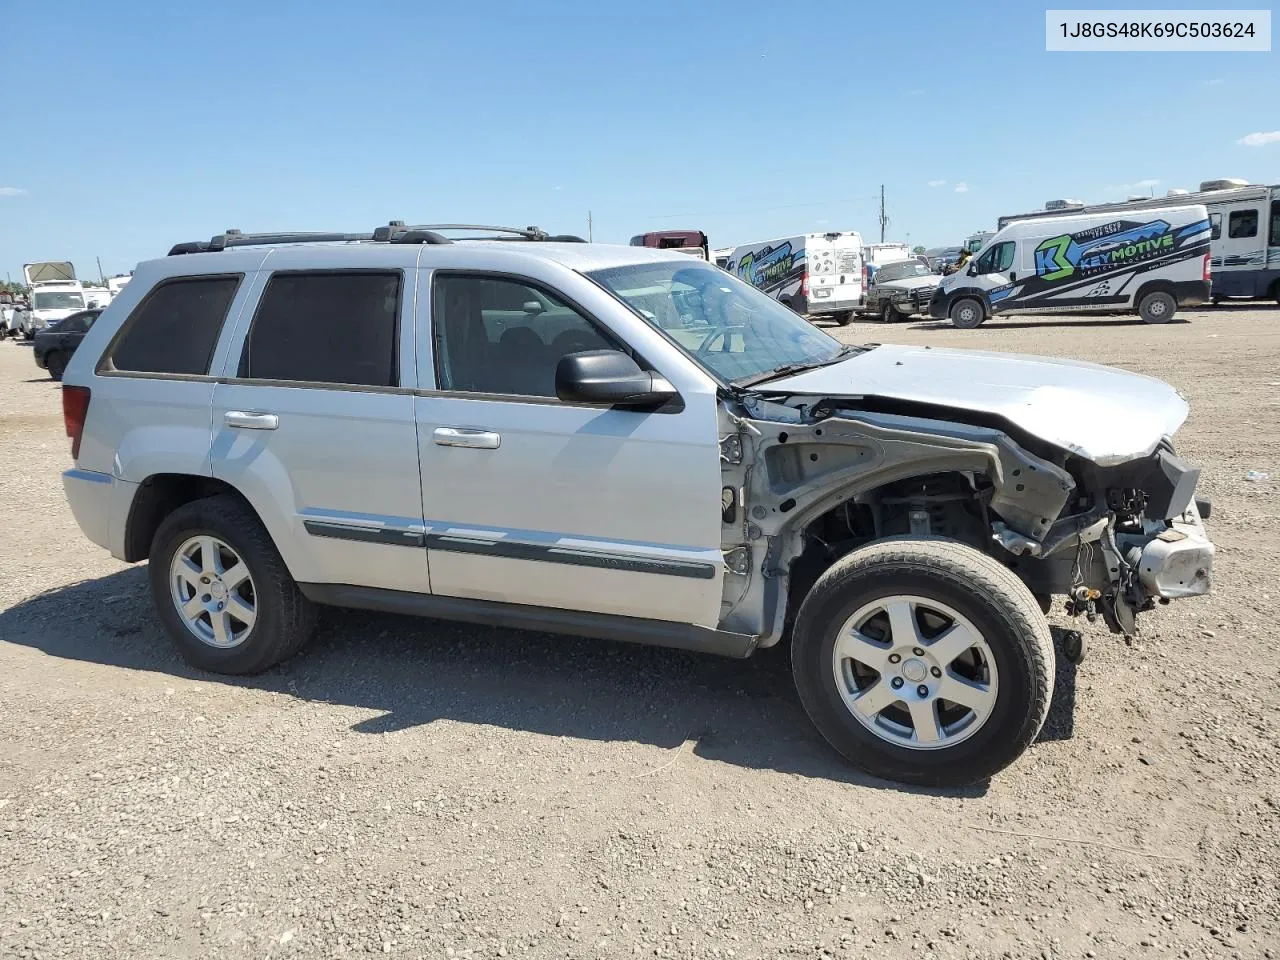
[1269,200,1280,247]
[243,271,401,387]
[106,276,241,375]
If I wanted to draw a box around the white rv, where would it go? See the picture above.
[722,231,864,323]
[998,181,1279,304]
[964,231,995,254]
[932,204,1212,328]
[18,261,86,339]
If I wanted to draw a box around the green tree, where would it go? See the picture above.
[912,245,926,255]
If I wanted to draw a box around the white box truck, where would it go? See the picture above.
[722,231,864,324]
[18,261,86,339]
[931,204,1212,328]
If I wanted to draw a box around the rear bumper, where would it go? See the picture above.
[62,469,135,559]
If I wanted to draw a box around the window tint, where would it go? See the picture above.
[1270,201,1280,247]
[245,272,401,387]
[434,275,617,397]
[109,276,240,374]
[1228,209,1258,239]
[1209,212,1222,240]
[976,241,1014,274]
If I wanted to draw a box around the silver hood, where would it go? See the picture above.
[763,344,1188,466]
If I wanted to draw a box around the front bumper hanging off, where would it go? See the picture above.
[1134,507,1214,599]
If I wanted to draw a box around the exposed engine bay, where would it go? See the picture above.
[715,390,1214,647]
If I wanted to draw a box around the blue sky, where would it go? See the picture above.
[1,0,1276,281]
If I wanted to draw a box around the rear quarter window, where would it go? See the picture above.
[104,275,242,375]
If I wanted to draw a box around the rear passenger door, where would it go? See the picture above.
[210,249,429,594]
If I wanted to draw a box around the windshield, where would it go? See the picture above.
[33,291,85,311]
[877,261,934,282]
[588,260,846,385]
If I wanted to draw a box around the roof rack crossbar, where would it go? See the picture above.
[167,230,376,256]
[390,223,551,241]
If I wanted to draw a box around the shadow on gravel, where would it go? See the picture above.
[2,568,1080,793]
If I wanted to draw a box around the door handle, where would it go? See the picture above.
[225,410,279,430]
[433,426,501,449]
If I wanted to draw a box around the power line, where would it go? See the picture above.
[647,194,880,221]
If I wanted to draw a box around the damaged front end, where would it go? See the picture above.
[715,392,1214,646]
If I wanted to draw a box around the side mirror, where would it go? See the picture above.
[555,350,677,408]
[522,300,545,315]
[967,262,979,276]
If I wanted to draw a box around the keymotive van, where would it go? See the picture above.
[931,205,1211,328]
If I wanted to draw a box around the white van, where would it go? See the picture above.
[723,231,863,323]
[931,205,1212,328]
[998,181,1279,305]
[20,261,86,338]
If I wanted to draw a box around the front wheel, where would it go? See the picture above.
[149,494,316,674]
[948,297,985,329]
[880,300,904,323]
[1138,290,1177,324]
[791,538,1054,786]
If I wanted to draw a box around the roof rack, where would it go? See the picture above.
[167,222,588,256]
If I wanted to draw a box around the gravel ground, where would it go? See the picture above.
[1,306,1278,960]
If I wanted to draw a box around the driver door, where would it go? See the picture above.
[968,240,1018,308]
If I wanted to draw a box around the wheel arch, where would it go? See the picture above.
[123,473,265,564]
[1133,277,1177,307]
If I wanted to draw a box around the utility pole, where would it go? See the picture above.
[96,256,105,284]
[878,185,888,243]
[588,210,593,242]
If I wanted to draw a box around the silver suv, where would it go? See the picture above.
[59,223,1215,786]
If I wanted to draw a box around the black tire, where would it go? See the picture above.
[948,297,985,329]
[791,538,1054,786]
[1137,290,1176,324]
[45,351,68,381]
[149,494,316,674]
[836,311,855,326]
[880,300,903,323]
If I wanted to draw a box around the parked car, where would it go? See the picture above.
[58,223,1214,786]
[32,308,102,380]
[861,259,941,321]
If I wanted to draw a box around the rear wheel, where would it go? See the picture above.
[949,297,985,329]
[791,538,1054,786]
[836,311,855,326]
[149,494,316,674]
[45,351,68,381]
[1138,290,1177,324]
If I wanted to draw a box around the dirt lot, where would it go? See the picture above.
[1,306,1278,960]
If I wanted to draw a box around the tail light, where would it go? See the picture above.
[1203,253,1211,282]
[801,273,809,296]
[62,385,91,459]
